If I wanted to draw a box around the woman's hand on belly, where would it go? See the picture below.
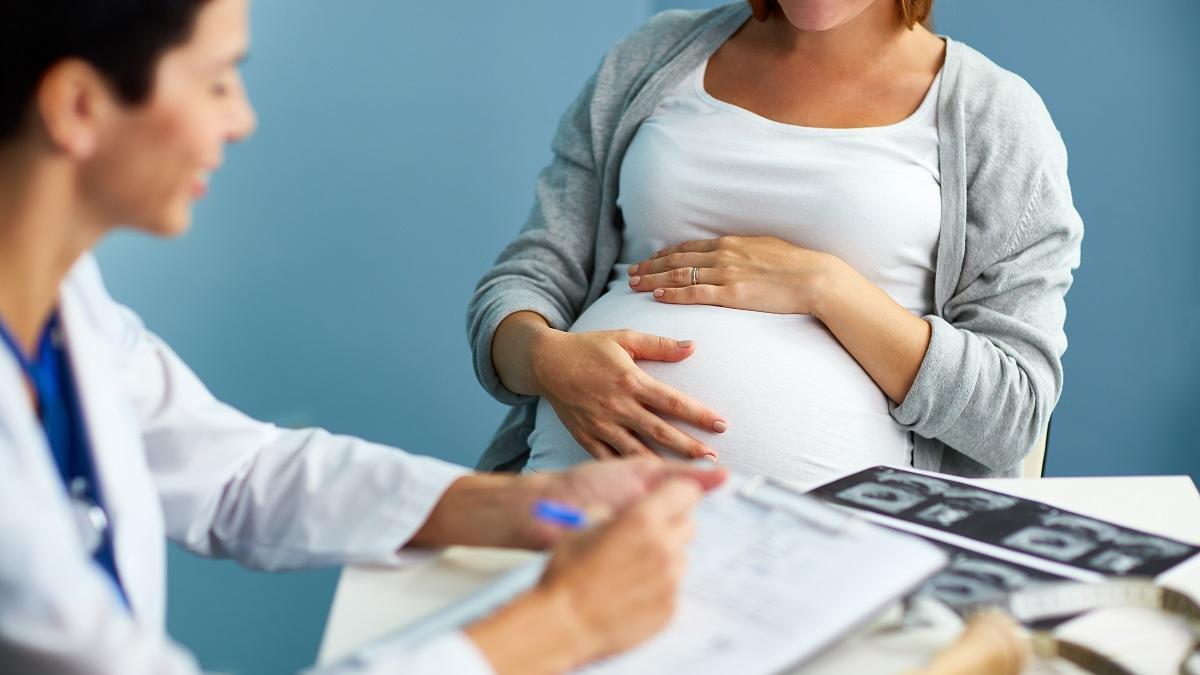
[626,236,933,404]
[626,235,840,315]
[528,326,728,461]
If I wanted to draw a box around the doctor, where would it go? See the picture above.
[0,1,727,673]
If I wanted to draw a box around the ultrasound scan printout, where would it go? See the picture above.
[810,466,1199,578]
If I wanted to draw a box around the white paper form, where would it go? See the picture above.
[576,476,947,675]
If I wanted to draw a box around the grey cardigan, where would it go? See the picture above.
[467,3,1083,478]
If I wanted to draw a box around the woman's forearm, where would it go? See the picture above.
[491,311,557,396]
[813,260,933,405]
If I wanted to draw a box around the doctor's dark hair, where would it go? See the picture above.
[0,0,212,143]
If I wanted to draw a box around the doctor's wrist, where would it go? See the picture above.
[466,585,596,675]
[410,473,554,550]
[411,474,520,548]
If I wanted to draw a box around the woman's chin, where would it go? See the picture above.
[776,1,864,32]
[781,12,851,32]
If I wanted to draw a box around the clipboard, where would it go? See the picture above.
[369,472,947,674]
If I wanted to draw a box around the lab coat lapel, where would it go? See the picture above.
[58,284,167,628]
[0,342,70,518]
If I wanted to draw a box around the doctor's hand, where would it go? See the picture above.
[410,457,726,551]
[526,457,727,548]
[465,478,705,675]
[627,236,845,315]
[491,311,728,461]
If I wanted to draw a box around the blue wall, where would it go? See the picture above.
[95,0,1199,672]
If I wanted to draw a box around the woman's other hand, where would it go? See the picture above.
[492,311,728,462]
[627,235,845,315]
[536,328,728,461]
[466,478,706,675]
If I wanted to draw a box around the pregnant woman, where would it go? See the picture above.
[469,0,1082,483]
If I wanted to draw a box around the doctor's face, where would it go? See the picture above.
[82,0,256,237]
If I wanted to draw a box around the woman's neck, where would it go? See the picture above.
[0,146,106,356]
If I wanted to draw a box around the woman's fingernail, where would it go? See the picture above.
[712,420,727,433]
[653,289,665,298]
[629,276,641,286]
[677,339,694,348]
[702,453,719,463]
[628,264,639,275]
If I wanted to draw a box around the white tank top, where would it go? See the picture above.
[527,61,943,485]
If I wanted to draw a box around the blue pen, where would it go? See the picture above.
[533,499,588,529]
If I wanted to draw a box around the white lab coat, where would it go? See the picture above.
[0,255,494,674]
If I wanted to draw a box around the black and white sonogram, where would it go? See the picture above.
[1003,526,1098,561]
[811,466,1200,577]
[907,537,1074,625]
[1090,532,1192,574]
[835,483,926,514]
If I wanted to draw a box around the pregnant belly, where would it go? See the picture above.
[527,286,911,486]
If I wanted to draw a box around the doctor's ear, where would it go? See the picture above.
[34,59,121,160]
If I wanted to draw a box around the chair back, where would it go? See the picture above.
[1021,421,1051,478]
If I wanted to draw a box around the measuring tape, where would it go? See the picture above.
[971,580,1200,675]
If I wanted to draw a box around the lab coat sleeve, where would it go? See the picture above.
[126,328,469,570]
[0,442,492,674]
[0,435,203,674]
[74,263,470,570]
[312,630,495,675]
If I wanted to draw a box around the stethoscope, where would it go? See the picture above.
[68,476,111,557]
[0,313,112,560]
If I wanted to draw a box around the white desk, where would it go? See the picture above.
[319,476,1200,673]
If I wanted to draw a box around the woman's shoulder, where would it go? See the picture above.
[947,39,1063,156]
[944,41,1082,280]
[624,8,710,50]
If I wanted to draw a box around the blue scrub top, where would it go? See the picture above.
[0,311,128,608]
